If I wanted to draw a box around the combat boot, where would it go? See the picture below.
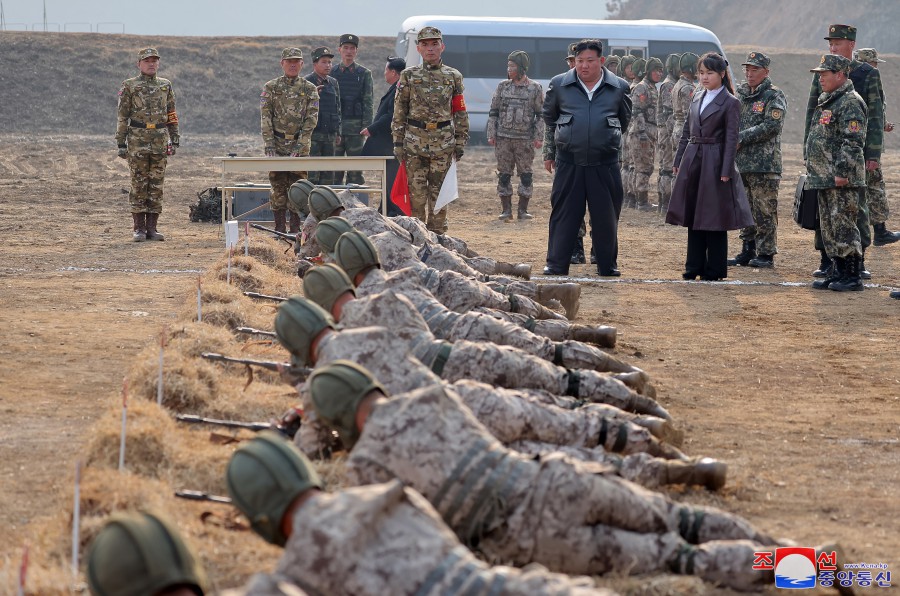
[748,254,774,268]
[537,283,581,320]
[498,196,513,221]
[145,213,165,241]
[288,210,302,234]
[632,415,685,446]
[830,254,864,292]
[624,193,636,209]
[671,542,774,591]
[873,222,900,246]
[860,248,872,280]
[813,249,832,277]
[813,256,843,290]
[569,324,616,348]
[132,212,146,242]
[664,457,727,490]
[570,238,586,264]
[516,196,533,220]
[494,261,531,280]
[891,289,900,299]
[590,245,597,265]
[636,191,657,212]
[273,209,287,234]
[726,239,755,266]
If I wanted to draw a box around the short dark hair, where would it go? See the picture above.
[386,56,406,74]
[573,39,603,58]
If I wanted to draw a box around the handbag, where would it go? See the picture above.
[793,174,819,230]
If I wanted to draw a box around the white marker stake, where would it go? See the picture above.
[17,544,28,596]
[157,326,166,406]
[119,380,127,471]
[244,221,250,256]
[227,247,233,285]
[197,276,202,322]
[71,461,81,577]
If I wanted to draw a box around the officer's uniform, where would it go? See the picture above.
[261,48,320,233]
[331,33,374,186]
[392,26,470,233]
[655,54,679,212]
[305,47,342,186]
[116,47,179,241]
[630,58,662,211]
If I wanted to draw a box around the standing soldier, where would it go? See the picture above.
[486,50,544,221]
[622,57,645,209]
[392,26,470,233]
[116,47,179,242]
[729,51,787,268]
[631,57,663,211]
[565,42,577,70]
[656,54,680,213]
[332,34,374,186]
[671,52,699,150]
[305,46,342,186]
[261,48,320,233]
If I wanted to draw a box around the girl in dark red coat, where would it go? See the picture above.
[667,53,754,280]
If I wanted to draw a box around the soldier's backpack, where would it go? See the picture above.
[189,187,222,222]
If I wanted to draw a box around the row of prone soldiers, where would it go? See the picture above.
[85,183,856,595]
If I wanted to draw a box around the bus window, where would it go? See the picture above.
[466,37,538,78]
[629,48,646,58]
[536,38,575,78]
[441,35,469,73]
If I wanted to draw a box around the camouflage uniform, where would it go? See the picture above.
[343,384,775,591]
[305,67,341,186]
[621,61,644,208]
[670,75,695,150]
[392,28,470,233]
[656,64,677,211]
[331,55,374,186]
[241,481,606,596]
[116,54,179,216]
[260,56,320,216]
[736,60,787,260]
[629,71,659,207]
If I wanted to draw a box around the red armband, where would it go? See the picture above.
[167,111,179,124]
[451,94,466,114]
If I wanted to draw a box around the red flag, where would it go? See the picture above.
[391,162,412,216]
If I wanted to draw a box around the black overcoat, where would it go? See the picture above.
[361,83,397,157]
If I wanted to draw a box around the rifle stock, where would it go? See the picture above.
[250,223,296,242]
[235,326,277,338]
[175,489,232,504]
[200,352,312,378]
[176,413,301,439]
[244,291,287,302]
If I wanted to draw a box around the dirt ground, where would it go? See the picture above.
[1,133,898,593]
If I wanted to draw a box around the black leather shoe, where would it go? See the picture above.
[682,271,700,280]
[542,266,568,275]
[700,275,725,281]
[890,289,900,299]
[598,268,621,277]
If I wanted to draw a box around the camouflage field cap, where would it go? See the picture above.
[274,297,335,365]
[811,54,852,73]
[311,46,334,62]
[679,52,700,74]
[288,179,316,215]
[137,48,159,61]
[856,48,885,63]
[417,26,443,41]
[314,217,355,256]
[742,51,771,69]
[308,187,344,220]
[334,230,381,281]
[508,50,530,72]
[303,263,356,313]
[339,33,360,47]
[226,431,323,547]
[665,53,681,76]
[281,47,303,61]
[308,360,387,448]
[87,511,207,596]
[825,24,856,41]
[567,42,578,59]
[646,56,664,73]
[631,57,647,79]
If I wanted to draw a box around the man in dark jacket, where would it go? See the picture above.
[542,39,632,277]
[362,56,405,216]
[306,46,342,185]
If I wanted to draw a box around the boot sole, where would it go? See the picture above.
[873,237,900,246]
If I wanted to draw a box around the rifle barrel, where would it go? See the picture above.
[249,223,296,241]
[235,326,277,338]
[244,291,287,302]
[175,489,232,504]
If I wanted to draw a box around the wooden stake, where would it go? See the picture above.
[244,221,250,256]
[71,461,81,577]
[197,276,202,322]
[157,325,167,406]
[118,380,127,471]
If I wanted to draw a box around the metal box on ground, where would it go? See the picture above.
[229,183,272,222]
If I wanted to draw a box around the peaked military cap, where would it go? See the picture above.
[311,46,334,62]
[339,33,360,47]
[742,51,771,69]
[811,54,852,73]
[825,24,856,41]
[417,26,443,41]
[138,48,159,61]
[281,47,303,60]
[856,48,885,63]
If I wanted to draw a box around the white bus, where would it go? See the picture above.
[395,16,726,138]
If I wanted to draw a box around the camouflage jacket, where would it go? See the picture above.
[486,78,544,141]
[670,75,695,137]
[805,80,867,189]
[260,75,320,155]
[392,61,470,157]
[735,77,787,174]
[656,75,677,138]
[804,60,883,161]
[116,74,179,152]
[630,77,659,140]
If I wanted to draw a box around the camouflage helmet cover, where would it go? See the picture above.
[308,360,387,448]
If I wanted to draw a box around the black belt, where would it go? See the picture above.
[128,119,165,129]
[688,136,718,144]
[407,118,451,131]
[273,130,301,140]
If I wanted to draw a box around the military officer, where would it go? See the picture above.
[116,47,179,242]
[305,46,341,186]
[331,33,374,186]
[487,51,544,221]
[656,54,679,213]
[392,26,470,233]
[729,51,787,269]
[630,57,663,211]
[261,48,320,234]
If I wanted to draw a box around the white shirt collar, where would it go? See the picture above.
[578,70,605,100]
[701,85,725,111]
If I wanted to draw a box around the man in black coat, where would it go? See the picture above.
[542,39,632,277]
[362,56,406,216]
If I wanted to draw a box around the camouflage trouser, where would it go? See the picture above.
[268,170,307,212]
[425,270,562,320]
[473,307,573,341]
[633,132,657,193]
[335,119,366,185]
[406,150,454,233]
[494,137,535,198]
[621,132,634,196]
[815,186,870,252]
[308,132,337,185]
[128,151,167,213]
[657,125,675,206]
[817,187,863,259]
[867,166,888,225]
[738,173,780,255]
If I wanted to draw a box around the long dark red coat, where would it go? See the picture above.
[666,87,754,231]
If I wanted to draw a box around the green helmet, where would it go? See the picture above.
[308,186,344,220]
[303,263,356,313]
[645,57,664,79]
[680,52,700,75]
[566,42,577,59]
[226,431,323,547]
[315,217,355,256]
[274,296,336,366]
[308,360,387,448]
[618,54,636,78]
[605,55,621,72]
[86,511,207,596]
[508,50,529,73]
[631,57,647,80]
[288,179,315,215]
[665,53,681,78]
[334,230,381,281]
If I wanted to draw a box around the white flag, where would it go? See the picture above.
[434,158,459,213]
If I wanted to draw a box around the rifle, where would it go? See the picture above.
[244,291,287,302]
[174,489,232,504]
[250,223,296,243]
[234,326,277,338]
[200,352,312,387]
[176,413,301,439]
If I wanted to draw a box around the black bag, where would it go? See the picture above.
[189,187,222,223]
[793,174,819,230]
